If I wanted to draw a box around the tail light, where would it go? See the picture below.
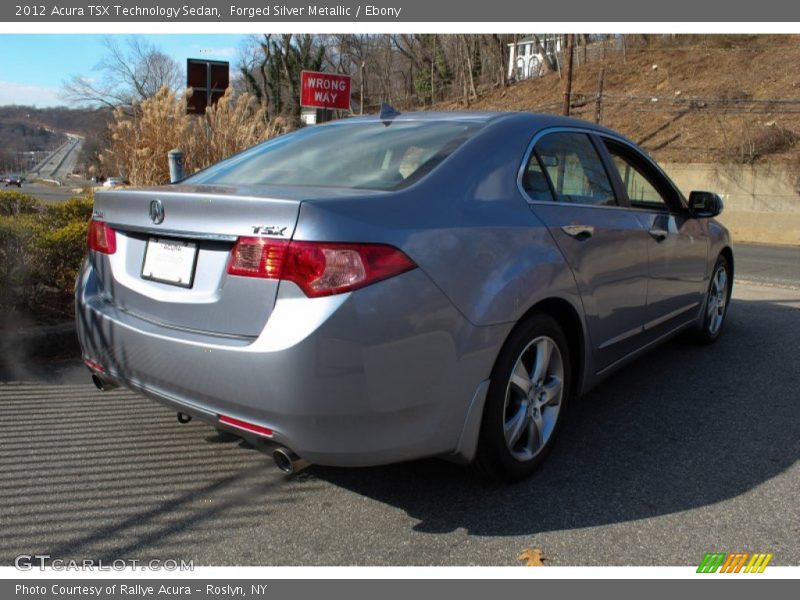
[87,219,117,255]
[227,237,416,297]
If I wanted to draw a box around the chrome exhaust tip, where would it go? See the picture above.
[91,374,118,392]
[272,447,309,474]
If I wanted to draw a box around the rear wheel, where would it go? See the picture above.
[474,313,572,481]
[694,255,731,344]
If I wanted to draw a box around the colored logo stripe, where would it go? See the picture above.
[745,553,773,573]
[697,552,773,573]
[697,553,726,573]
[720,553,749,573]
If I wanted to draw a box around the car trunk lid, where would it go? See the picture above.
[90,184,323,338]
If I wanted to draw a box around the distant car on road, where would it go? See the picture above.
[102,177,126,188]
[76,111,733,480]
[3,175,23,187]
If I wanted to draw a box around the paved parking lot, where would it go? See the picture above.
[1,281,798,566]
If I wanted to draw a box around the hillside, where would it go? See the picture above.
[0,105,109,136]
[443,35,800,165]
[0,105,112,175]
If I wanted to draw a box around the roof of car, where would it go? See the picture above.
[326,110,630,141]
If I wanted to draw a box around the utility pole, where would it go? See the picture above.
[562,34,574,116]
[431,34,436,105]
[595,67,605,124]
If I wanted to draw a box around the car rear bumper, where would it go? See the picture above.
[75,259,505,467]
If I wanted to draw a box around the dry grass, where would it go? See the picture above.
[442,35,800,164]
[102,87,290,186]
[724,123,798,164]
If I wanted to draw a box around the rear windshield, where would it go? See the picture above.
[185,120,483,191]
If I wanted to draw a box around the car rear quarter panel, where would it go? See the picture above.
[293,115,593,399]
[293,115,586,329]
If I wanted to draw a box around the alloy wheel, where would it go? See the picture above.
[503,336,564,462]
[707,265,728,335]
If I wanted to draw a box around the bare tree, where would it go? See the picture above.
[239,34,559,115]
[324,35,374,113]
[460,35,478,102]
[238,34,325,122]
[62,37,181,108]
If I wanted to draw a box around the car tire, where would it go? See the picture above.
[474,313,572,481]
[693,255,731,345]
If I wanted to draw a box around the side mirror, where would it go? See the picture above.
[688,191,723,218]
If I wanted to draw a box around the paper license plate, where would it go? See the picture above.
[141,238,198,288]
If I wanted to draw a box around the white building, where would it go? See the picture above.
[507,35,563,81]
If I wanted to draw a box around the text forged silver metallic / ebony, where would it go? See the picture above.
[75,111,733,480]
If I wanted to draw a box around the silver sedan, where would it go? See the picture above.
[76,111,732,480]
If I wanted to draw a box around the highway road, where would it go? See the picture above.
[28,135,83,181]
[14,181,87,203]
[0,249,798,567]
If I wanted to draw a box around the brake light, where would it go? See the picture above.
[87,219,117,254]
[227,238,416,297]
[227,237,288,278]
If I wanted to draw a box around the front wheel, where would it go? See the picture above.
[474,313,572,481]
[694,255,731,344]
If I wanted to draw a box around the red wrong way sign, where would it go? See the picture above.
[300,70,352,110]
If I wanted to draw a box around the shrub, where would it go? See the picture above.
[0,191,93,322]
[0,190,41,217]
[0,212,39,312]
[722,124,798,164]
[102,86,289,186]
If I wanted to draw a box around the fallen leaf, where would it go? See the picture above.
[517,547,546,566]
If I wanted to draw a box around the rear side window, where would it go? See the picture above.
[530,132,617,207]
[185,120,483,191]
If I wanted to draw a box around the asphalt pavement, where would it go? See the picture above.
[733,243,800,289]
[15,181,89,203]
[0,251,798,566]
[28,136,83,181]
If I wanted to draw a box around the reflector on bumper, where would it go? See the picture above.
[218,414,274,437]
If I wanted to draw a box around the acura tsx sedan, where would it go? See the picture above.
[76,111,732,480]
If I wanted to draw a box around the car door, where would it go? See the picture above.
[600,138,709,341]
[522,130,651,372]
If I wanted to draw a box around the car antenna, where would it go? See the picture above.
[379,103,400,126]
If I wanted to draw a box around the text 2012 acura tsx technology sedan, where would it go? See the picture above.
[76,111,733,480]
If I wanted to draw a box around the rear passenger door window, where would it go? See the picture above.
[529,132,617,207]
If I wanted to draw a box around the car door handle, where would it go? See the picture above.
[648,227,669,241]
[561,225,594,240]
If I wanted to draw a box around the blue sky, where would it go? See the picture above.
[0,34,251,107]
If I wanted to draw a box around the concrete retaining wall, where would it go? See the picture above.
[662,163,800,246]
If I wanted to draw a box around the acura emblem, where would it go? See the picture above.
[149,199,164,224]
